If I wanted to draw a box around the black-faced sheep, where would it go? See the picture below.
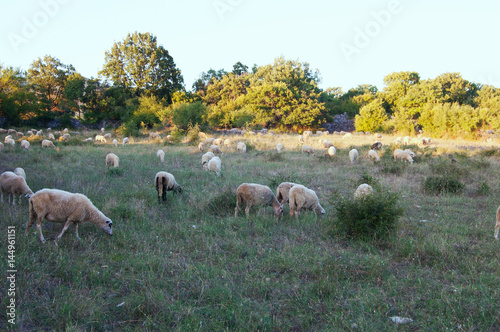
[371,142,382,150]
[235,183,283,218]
[155,171,183,203]
[26,188,113,243]
[0,171,34,205]
[288,184,325,218]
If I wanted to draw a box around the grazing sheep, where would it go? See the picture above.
[20,140,30,150]
[328,146,336,157]
[0,128,7,133]
[394,149,413,164]
[204,138,215,146]
[0,171,33,205]
[213,138,223,146]
[48,133,55,140]
[95,135,106,143]
[288,184,325,218]
[42,140,55,148]
[209,144,223,155]
[25,188,113,243]
[322,140,334,149]
[301,145,315,155]
[105,153,119,168]
[62,133,71,140]
[276,182,298,205]
[8,129,16,134]
[5,138,15,147]
[368,149,380,162]
[277,143,284,153]
[100,127,105,133]
[395,137,402,145]
[237,142,246,153]
[4,135,12,142]
[0,142,3,151]
[104,133,112,140]
[84,137,93,142]
[371,142,382,150]
[122,137,129,146]
[202,151,215,169]
[349,149,359,163]
[495,206,500,239]
[207,156,222,176]
[374,133,382,139]
[342,133,352,139]
[223,139,231,148]
[17,131,24,137]
[14,167,26,179]
[298,135,304,144]
[149,132,161,140]
[36,130,43,136]
[303,130,312,139]
[235,183,283,218]
[155,171,183,203]
[47,128,51,132]
[156,149,165,162]
[354,184,373,199]
[112,139,118,147]
[404,149,415,157]
[166,134,173,142]
[63,128,69,134]
[54,131,62,136]
[403,136,411,145]
[198,142,205,152]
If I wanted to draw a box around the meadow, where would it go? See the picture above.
[1,130,499,331]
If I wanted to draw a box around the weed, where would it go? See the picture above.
[422,175,465,195]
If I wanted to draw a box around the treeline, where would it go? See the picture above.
[1,31,500,138]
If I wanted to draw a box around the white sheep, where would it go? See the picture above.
[4,134,12,142]
[48,133,55,140]
[63,128,69,134]
[8,129,16,134]
[156,149,165,162]
[84,137,93,142]
[403,136,411,145]
[149,132,161,140]
[204,137,215,146]
[207,156,222,176]
[368,149,380,162]
[213,138,223,146]
[276,182,298,205]
[342,133,352,139]
[198,142,205,152]
[328,146,336,157]
[112,139,118,147]
[20,140,30,150]
[354,183,373,199]
[166,134,173,142]
[495,205,500,239]
[104,133,112,140]
[395,137,402,145]
[155,171,183,203]
[25,188,113,243]
[95,135,106,143]
[322,140,334,149]
[298,135,304,144]
[100,127,105,133]
[0,171,33,205]
[5,138,15,147]
[237,142,246,153]
[349,149,359,163]
[122,137,129,146]
[277,143,284,153]
[394,149,413,164]
[303,130,312,139]
[235,183,283,218]
[301,145,315,155]
[14,167,26,179]
[42,140,55,148]
[288,184,325,218]
[202,151,215,170]
[36,130,43,136]
[223,139,231,148]
[209,144,223,155]
[105,153,119,168]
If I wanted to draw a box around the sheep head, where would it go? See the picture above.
[273,203,284,218]
[100,219,113,236]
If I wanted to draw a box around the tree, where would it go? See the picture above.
[99,31,184,103]
[0,66,38,125]
[192,68,228,95]
[354,98,388,132]
[381,71,420,112]
[62,73,85,119]
[232,62,249,75]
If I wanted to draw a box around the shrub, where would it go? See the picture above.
[185,123,201,144]
[422,175,464,195]
[170,101,207,130]
[205,187,236,217]
[332,190,403,241]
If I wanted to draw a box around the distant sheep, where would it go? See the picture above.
[394,149,413,164]
[4,135,12,142]
[36,130,43,136]
[288,184,325,218]
[25,188,113,243]
[8,129,16,134]
[48,133,55,140]
[395,137,402,145]
[100,127,105,133]
[42,140,55,148]
[235,183,283,218]
[374,133,382,139]
[17,131,24,137]
[204,138,215,146]
[368,149,380,162]
[20,140,30,150]
[84,137,93,142]
[63,128,69,134]
[371,142,382,150]
[298,135,304,144]
[207,156,222,176]
[495,206,500,239]
[202,151,215,170]
[303,130,312,139]
[349,149,359,163]
[403,136,411,145]
[95,135,106,143]
[198,142,205,152]
[156,149,165,162]
[276,182,298,205]
[14,167,26,179]
[155,171,183,203]
[209,144,223,155]
[277,143,284,153]
[104,133,112,140]
[354,183,373,199]
[327,146,336,157]
[112,139,118,147]
[213,138,223,146]
[149,132,161,140]
[5,138,15,147]
[237,142,246,153]
[105,153,119,168]
[301,145,315,155]
[122,137,129,146]
[322,140,334,149]
[0,171,33,205]
[223,139,231,148]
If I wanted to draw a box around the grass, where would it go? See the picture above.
[0,130,499,331]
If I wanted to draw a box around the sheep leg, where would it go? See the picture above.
[35,217,46,244]
[56,220,74,241]
[245,203,252,217]
[75,223,81,240]
[11,193,15,206]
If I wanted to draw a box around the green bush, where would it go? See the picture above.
[332,190,403,241]
[422,175,465,195]
[170,101,207,130]
[205,187,237,217]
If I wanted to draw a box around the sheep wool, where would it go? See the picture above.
[105,153,120,168]
[328,146,336,157]
[277,143,284,153]
[237,142,246,153]
[276,182,299,205]
[14,167,26,179]
[354,183,373,199]
[368,149,380,162]
[349,149,359,163]
[122,137,129,146]
[95,135,106,143]
[209,144,223,155]
[223,139,231,148]
[155,171,183,203]
[5,138,15,147]
[0,171,33,205]
[202,151,215,169]
[26,188,113,243]
[235,183,283,218]
[198,142,205,152]
[394,149,413,164]
[42,140,55,148]
[157,149,165,162]
[213,138,223,146]
[322,140,334,149]
[20,140,30,150]
[301,145,315,155]
[112,139,118,147]
[288,184,325,218]
[207,156,222,176]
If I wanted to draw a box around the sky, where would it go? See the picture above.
[1,0,500,93]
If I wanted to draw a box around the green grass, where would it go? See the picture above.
[0,133,499,331]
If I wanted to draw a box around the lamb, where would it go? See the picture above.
[354,183,373,199]
[368,149,380,162]
[25,188,113,243]
[95,135,106,143]
[202,151,215,170]
[349,149,359,163]
[277,143,284,153]
[42,140,56,148]
[213,138,223,146]
[14,167,26,179]
[209,144,223,155]
[0,171,34,205]
[5,138,15,147]
[235,183,283,218]
[207,156,222,176]
[155,171,183,203]
[112,139,118,147]
[198,142,205,152]
[20,140,30,150]
[288,184,325,218]
[105,153,119,168]
[371,142,382,150]
[156,149,165,162]
[394,149,413,164]
[122,137,129,146]
[237,142,246,153]
[495,205,500,239]
[328,146,336,157]
[301,145,315,155]
[276,182,298,205]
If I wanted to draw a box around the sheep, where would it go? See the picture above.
[104,133,112,140]
[235,183,283,218]
[112,139,118,147]
[155,171,183,203]
[207,156,222,176]
[149,132,161,140]
[322,140,334,149]
[204,137,215,146]
[371,142,382,150]
[14,167,26,179]
[404,149,415,157]
[354,183,373,199]
[342,133,352,139]
[95,135,106,143]
[394,149,413,164]
[277,143,284,153]
[8,129,16,134]
[237,142,246,153]
[36,130,43,136]
[395,137,403,145]
[84,137,93,142]
[276,182,298,205]
[17,131,24,137]
[198,142,205,152]
[4,134,12,142]
[202,151,215,169]
[213,138,223,146]
[349,149,359,163]
[223,139,231,148]
[62,133,71,140]
[301,145,315,155]
[288,184,325,218]
[42,140,55,148]
[166,134,173,142]
[156,149,165,162]
[209,144,223,155]
[303,130,312,139]
[63,128,69,134]
[100,127,105,133]
[53,131,62,136]
[374,133,382,139]
[0,142,3,151]
[105,153,119,168]
[298,135,304,144]
[20,140,30,150]
[327,146,336,157]
[368,149,380,162]
[403,136,411,145]
[495,205,500,239]
[48,133,55,140]
[47,128,51,132]
[5,138,15,147]
[0,171,33,205]
[0,128,7,133]
[25,188,113,243]
[122,137,129,146]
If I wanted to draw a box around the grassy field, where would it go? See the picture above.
[1,131,499,331]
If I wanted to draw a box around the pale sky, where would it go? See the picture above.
[1,0,499,92]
